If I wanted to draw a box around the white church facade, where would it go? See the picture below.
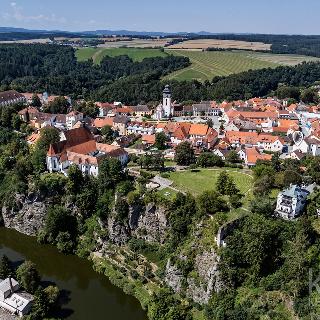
[154,85,174,120]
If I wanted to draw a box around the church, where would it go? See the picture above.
[154,85,174,120]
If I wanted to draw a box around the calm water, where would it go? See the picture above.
[0,228,147,320]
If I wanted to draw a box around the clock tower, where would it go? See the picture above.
[162,85,172,117]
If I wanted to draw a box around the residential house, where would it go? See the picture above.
[192,102,220,117]
[113,115,129,136]
[96,102,114,117]
[141,134,156,147]
[0,90,26,107]
[93,117,114,129]
[0,278,33,317]
[275,184,313,220]
[126,122,155,136]
[66,111,84,129]
[131,105,152,117]
[241,147,272,167]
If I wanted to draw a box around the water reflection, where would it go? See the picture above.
[0,228,147,320]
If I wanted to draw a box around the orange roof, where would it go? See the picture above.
[93,117,114,128]
[264,105,278,112]
[287,104,297,112]
[258,134,284,144]
[246,147,272,165]
[141,134,156,144]
[156,122,167,129]
[189,124,209,136]
[226,131,258,144]
[226,109,278,120]
[115,107,133,114]
[226,131,283,145]
[278,119,299,128]
[68,140,97,155]
[96,143,127,158]
[67,151,99,165]
[173,125,190,140]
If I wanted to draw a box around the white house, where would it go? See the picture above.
[66,111,84,129]
[275,184,314,220]
[0,278,33,317]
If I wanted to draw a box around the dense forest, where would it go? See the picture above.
[1,44,320,104]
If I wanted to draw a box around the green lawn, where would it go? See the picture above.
[167,168,253,196]
[76,47,168,64]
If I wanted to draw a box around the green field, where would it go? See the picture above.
[76,47,320,81]
[167,168,253,196]
[76,47,168,64]
[164,50,278,81]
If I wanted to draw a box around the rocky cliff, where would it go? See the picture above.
[1,192,48,236]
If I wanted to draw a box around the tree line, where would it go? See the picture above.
[2,44,320,105]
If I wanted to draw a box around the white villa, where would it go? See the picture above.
[275,184,314,220]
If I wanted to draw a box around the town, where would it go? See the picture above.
[0,84,318,224]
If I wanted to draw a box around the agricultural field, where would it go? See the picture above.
[98,38,173,48]
[167,39,272,51]
[167,168,253,196]
[76,47,168,64]
[164,50,277,81]
[76,46,320,81]
[246,51,320,66]
[164,49,320,81]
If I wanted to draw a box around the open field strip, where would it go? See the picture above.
[167,39,272,51]
[76,47,168,64]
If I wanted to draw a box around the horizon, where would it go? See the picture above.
[1,0,319,35]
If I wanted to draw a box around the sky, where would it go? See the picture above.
[0,0,319,35]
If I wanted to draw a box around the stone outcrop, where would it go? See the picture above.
[187,250,223,304]
[134,203,167,244]
[165,249,224,305]
[107,216,131,245]
[1,193,48,236]
[164,259,184,293]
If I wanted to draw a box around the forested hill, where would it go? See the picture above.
[1,44,320,104]
[0,44,190,100]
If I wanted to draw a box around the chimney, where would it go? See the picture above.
[9,277,13,295]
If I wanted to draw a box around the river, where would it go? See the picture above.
[0,228,147,320]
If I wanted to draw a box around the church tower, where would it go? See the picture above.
[162,85,172,117]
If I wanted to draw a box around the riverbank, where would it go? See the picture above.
[0,228,147,320]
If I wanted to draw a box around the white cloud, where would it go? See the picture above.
[2,2,66,26]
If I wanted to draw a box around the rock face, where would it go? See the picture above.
[187,250,222,304]
[165,249,223,305]
[107,216,131,245]
[134,203,167,244]
[165,259,184,293]
[1,193,48,236]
